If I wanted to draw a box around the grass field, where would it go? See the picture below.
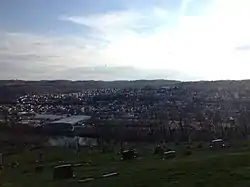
[2,142,250,187]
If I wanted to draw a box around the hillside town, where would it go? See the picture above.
[1,84,250,142]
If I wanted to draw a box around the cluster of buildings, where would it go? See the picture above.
[1,86,250,137]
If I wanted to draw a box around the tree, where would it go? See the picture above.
[238,108,249,138]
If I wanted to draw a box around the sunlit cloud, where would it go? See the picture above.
[1,0,250,80]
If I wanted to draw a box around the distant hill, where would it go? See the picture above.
[178,80,250,91]
[2,79,250,103]
[0,79,179,102]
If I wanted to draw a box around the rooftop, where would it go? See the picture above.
[51,115,91,125]
[34,114,65,121]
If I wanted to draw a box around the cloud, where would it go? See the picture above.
[1,5,188,81]
[0,30,191,80]
[60,7,172,40]
[60,7,178,70]
[236,45,250,51]
[2,0,250,81]
[59,4,220,79]
[59,66,190,81]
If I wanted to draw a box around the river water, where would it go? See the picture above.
[47,136,98,147]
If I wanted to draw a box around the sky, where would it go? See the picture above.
[1,0,250,81]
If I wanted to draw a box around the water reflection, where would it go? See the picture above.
[48,136,97,147]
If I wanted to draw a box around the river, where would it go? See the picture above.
[47,136,98,147]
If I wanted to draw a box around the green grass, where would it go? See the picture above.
[2,142,250,187]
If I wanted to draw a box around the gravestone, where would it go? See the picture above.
[154,145,164,155]
[38,152,44,163]
[183,149,192,156]
[209,139,225,150]
[121,149,137,160]
[53,164,73,180]
[163,150,176,159]
[0,153,3,166]
[35,165,44,173]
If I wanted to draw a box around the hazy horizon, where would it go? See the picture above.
[1,0,250,81]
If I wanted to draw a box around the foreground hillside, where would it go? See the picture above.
[2,142,250,187]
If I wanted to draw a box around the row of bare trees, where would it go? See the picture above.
[2,104,250,146]
[90,105,250,146]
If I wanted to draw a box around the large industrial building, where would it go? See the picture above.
[34,114,65,122]
[44,115,91,133]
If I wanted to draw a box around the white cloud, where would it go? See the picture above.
[2,0,250,80]
[0,30,189,80]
